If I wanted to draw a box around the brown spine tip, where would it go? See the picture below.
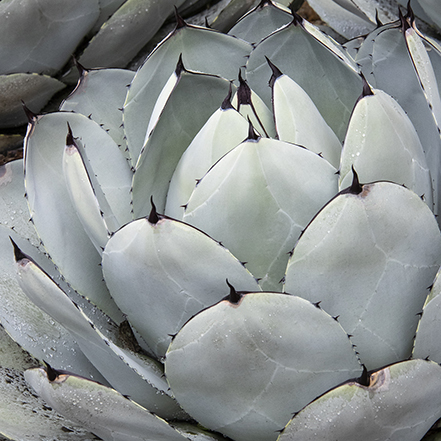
[226,279,242,304]
[9,237,30,262]
[357,365,369,387]
[361,73,374,98]
[349,166,363,194]
[44,361,60,382]
[266,57,283,88]
[66,122,76,147]
[290,9,303,26]
[237,70,252,107]
[174,6,187,29]
[148,196,160,224]
[221,83,234,110]
[175,53,186,76]
[21,101,37,123]
[247,117,260,141]
[73,57,88,78]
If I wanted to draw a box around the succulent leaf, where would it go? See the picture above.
[132,68,233,216]
[246,16,361,141]
[123,21,252,160]
[165,292,362,441]
[165,96,249,219]
[14,242,186,419]
[0,0,100,76]
[339,87,432,206]
[269,61,342,168]
[284,180,441,369]
[102,214,261,359]
[25,367,190,441]
[60,67,136,160]
[183,137,338,291]
[278,359,441,441]
[24,112,131,322]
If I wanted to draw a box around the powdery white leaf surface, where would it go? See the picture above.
[284,180,441,370]
[278,360,441,441]
[25,367,190,441]
[103,213,261,359]
[183,137,338,291]
[165,292,362,441]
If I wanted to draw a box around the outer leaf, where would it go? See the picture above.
[0,0,99,75]
[79,0,187,69]
[165,292,362,441]
[14,244,186,420]
[183,137,338,291]
[0,73,65,128]
[284,180,441,369]
[339,87,432,207]
[123,21,252,161]
[24,112,131,322]
[247,15,361,141]
[0,367,97,441]
[131,69,233,216]
[278,360,441,441]
[102,213,261,359]
[25,367,190,441]
[165,100,249,219]
[60,67,136,158]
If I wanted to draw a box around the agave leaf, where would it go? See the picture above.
[284,179,441,369]
[0,73,65,128]
[0,367,97,441]
[269,62,342,168]
[165,292,362,441]
[246,15,361,141]
[339,87,432,207]
[278,359,441,441]
[63,131,111,253]
[413,268,441,362]
[25,367,190,441]
[131,68,233,216]
[0,0,99,76]
[356,20,441,217]
[102,211,261,359]
[91,0,128,34]
[14,242,187,419]
[408,0,441,30]
[0,325,36,371]
[306,0,375,39]
[24,112,131,322]
[60,66,135,159]
[79,0,187,69]
[123,20,252,161]
[228,0,293,44]
[165,98,249,219]
[0,229,105,382]
[183,137,338,291]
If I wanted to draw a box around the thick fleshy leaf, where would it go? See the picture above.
[123,21,252,161]
[416,0,441,30]
[25,367,189,441]
[357,19,441,216]
[79,0,187,69]
[413,268,441,362]
[60,66,136,158]
[284,180,441,369]
[131,68,233,216]
[165,100,249,219]
[228,0,293,44]
[103,213,261,359]
[165,292,362,441]
[0,73,65,128]
[278,360,441,441]
[14,244,186,420]
[0,367,97,441]
[246,15,361,141]
[183,137,338,291]
[339,87,432,206]
[269,62,341,168]
[0,0,99,75]
[306,0,376,39]
[24,112,131,322]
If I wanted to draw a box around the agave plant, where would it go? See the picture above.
[2,1,441,440]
